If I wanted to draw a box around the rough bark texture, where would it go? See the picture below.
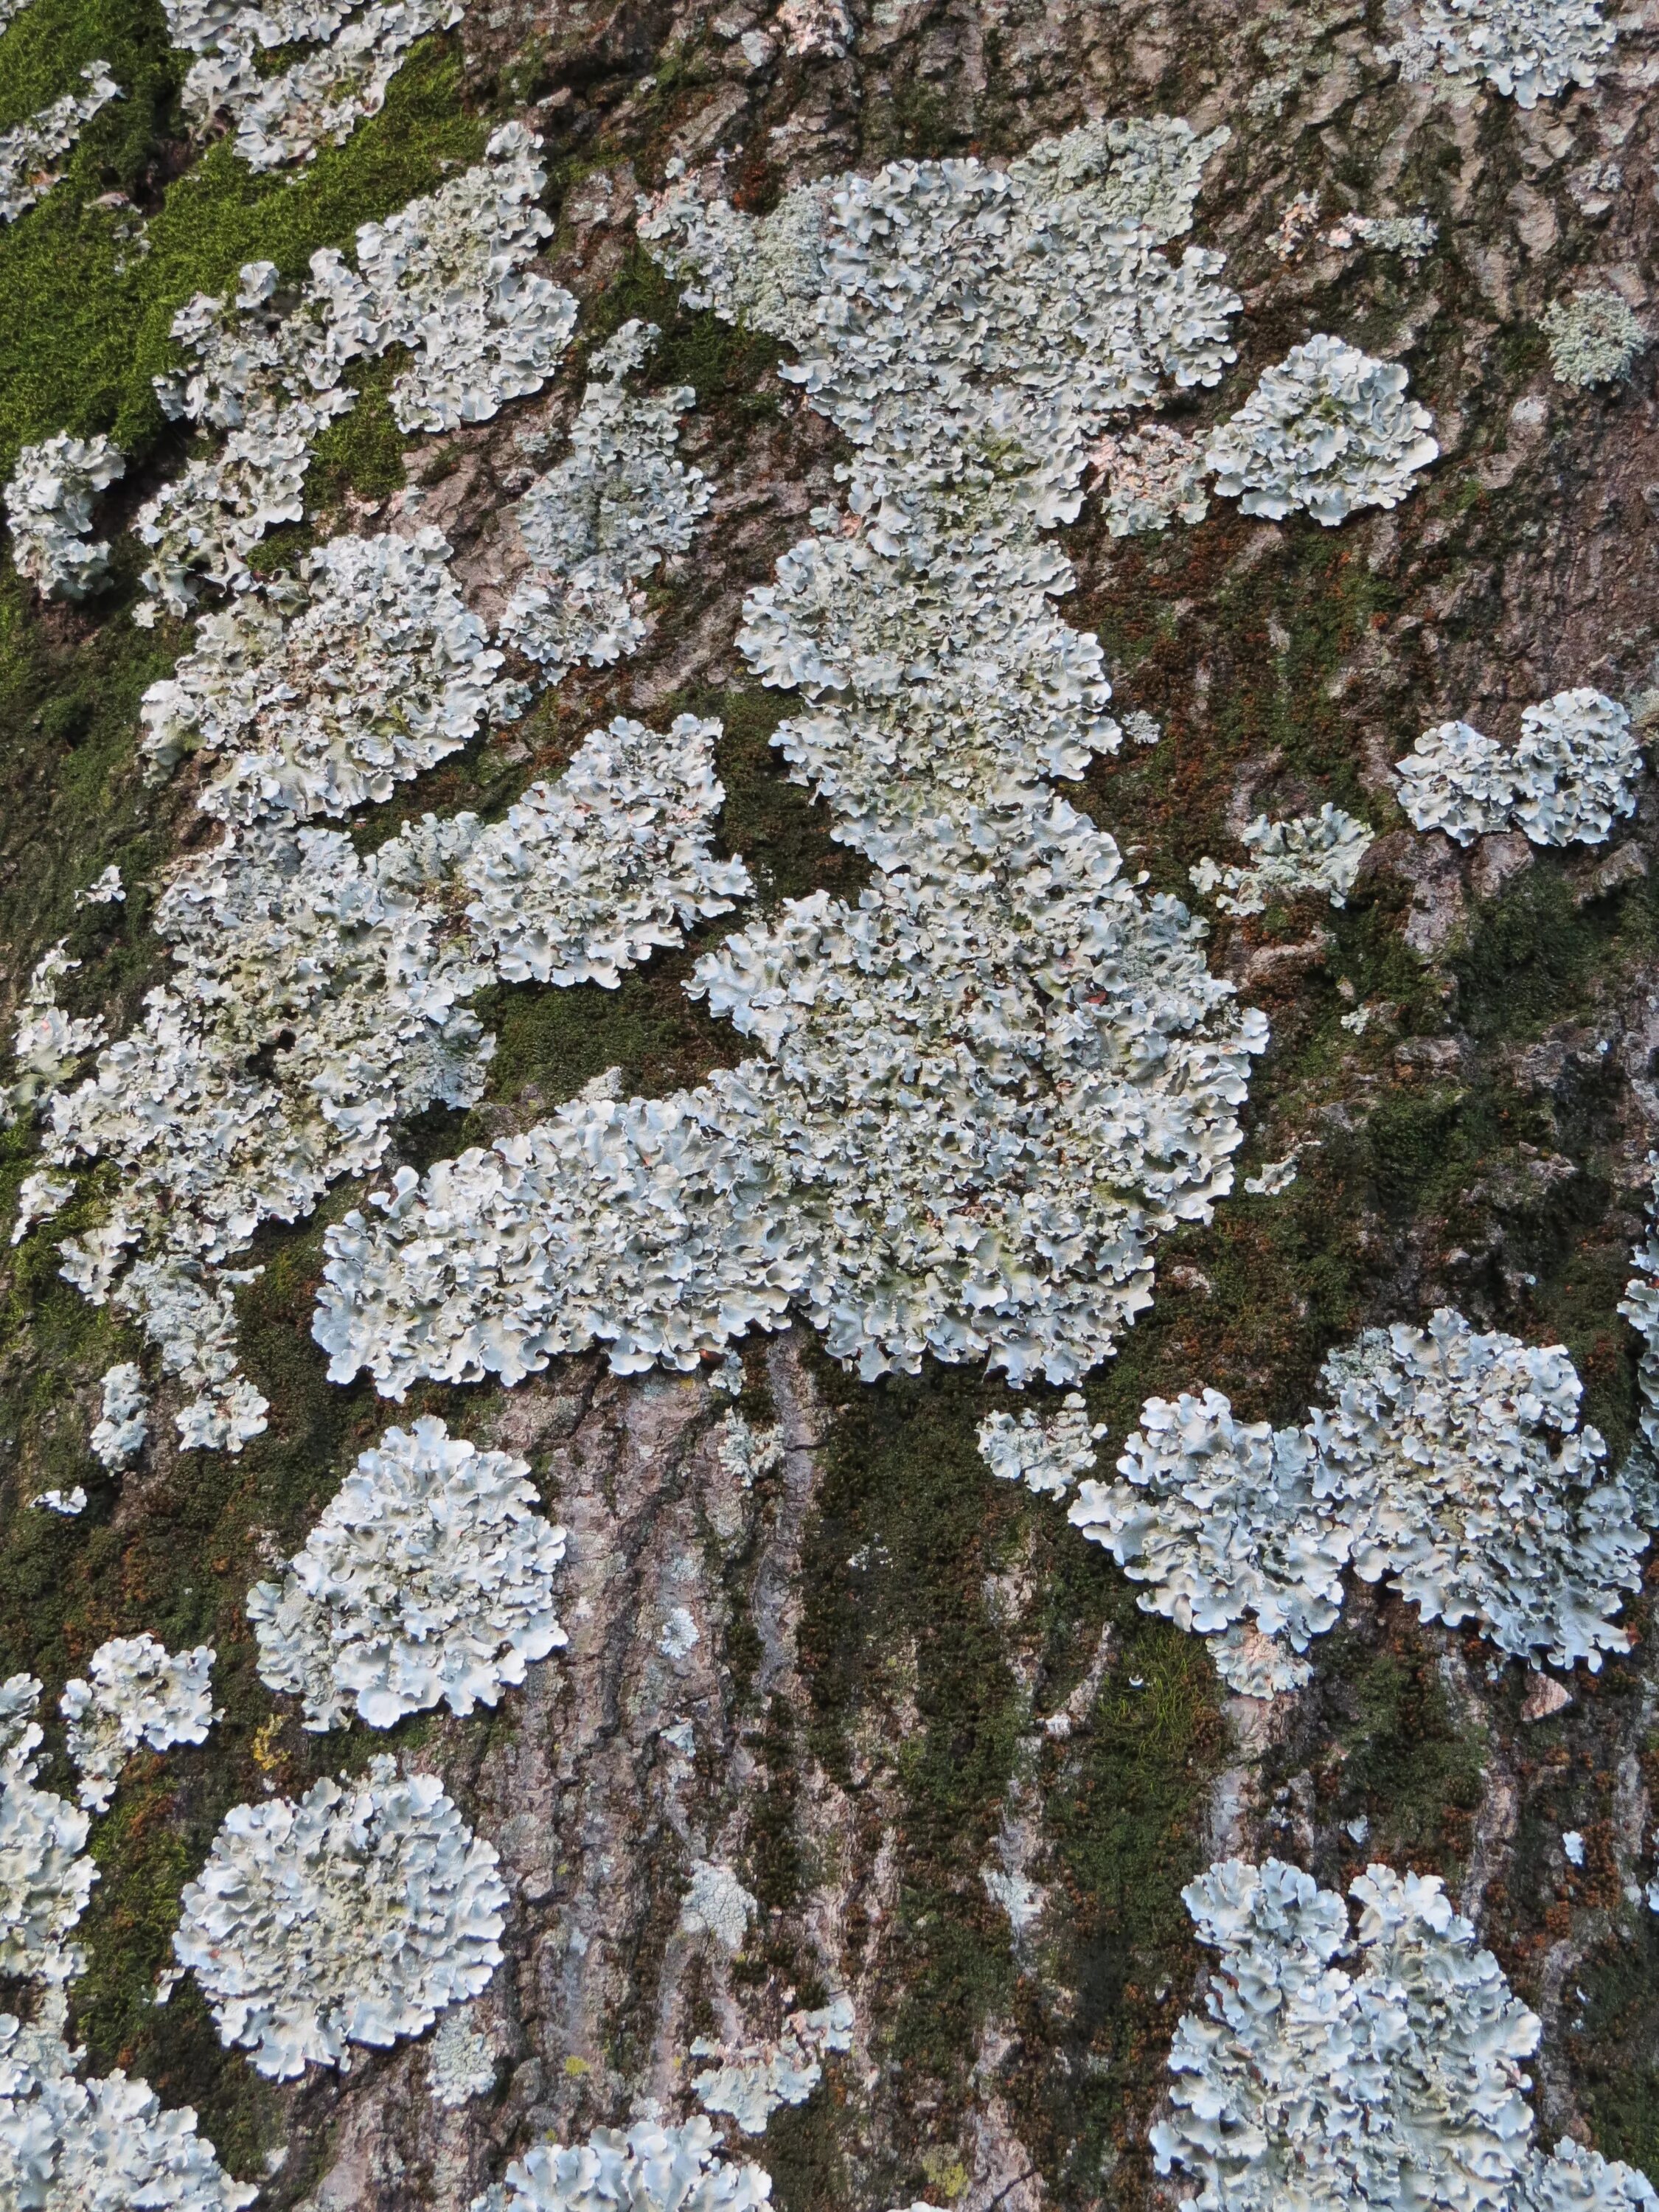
[4,0,1659,2206]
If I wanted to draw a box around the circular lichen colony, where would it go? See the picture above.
[247,1414,566,1730]
[174,1757,508,2079]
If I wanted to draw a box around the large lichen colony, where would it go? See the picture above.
[1062,1308,1653,1694]
[1,0,1657,2197]
[1155,1856,1657,2211]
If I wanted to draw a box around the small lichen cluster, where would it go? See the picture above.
[60,1635,217,1813]
[248,1415,566,1730]
[1087,422,1211,537]
[168,0,462,172]
[174,1756,507,2079]
[468,2117,773,2212]
[4,942,103,1133]
[4,434,125,601]
[1392,0,1620,108]
[1618,1161,1659,1454]
[1189,805,1374,917]
[1069,1309,1652,1694]
[133,127,574,611]
[89,1361,147,1472]
[1540,287,1649,389]
[0,2011,255,2211]
[1155,1855,1658,2211]
[1205,334,1438,526]
[1325,212,1440,260]
[313,120,1277,1399]
[500,320,711,678]
[0,64,121,226]
[0,1676,97,1986]
[692,1996,854,2135]
[977,1393,1107,1498]
[1395,688,1643,846]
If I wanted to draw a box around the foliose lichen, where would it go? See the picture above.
[173,1755,508,2079]
[0,2010,255,2211]
[468,2117,773,2212]
[172,0,462,173]
[1189,805,1374,917]
[59,1635,218,1815]
[1153,1854,1658,2211]
[1391,0,1620,108]
[246,1414,566,1730]
[3,434,125,602]
[0,1677,97,1986]
[1394,689,1643,847]
[976,1393,1107,1499]
[499,320,712,680]
[0,66,122,227]
[1540,288,1649,389]
[1069,1309,1653,1693]
[1205,335,1438,526]
[311,119,1275,1399]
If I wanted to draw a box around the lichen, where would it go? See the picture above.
[1392,0,1620,108]
[0,65,122,227]
[469,2117,772,2212]
[133,128,575,611]
[4,433,125,601]
[498,320,712,680]
[1087,422,1211,538]
[1395,689,1642,847]
[1069,1310,1653,1692]
[1206,335,1438,526]
[1541,288,1649,389]
[88,1360,148,1471]
[0,1676,97,1986]
[175,0,462,173]
[1189,805,1374,917]
[173,1755,507,2079]
[139,527,516,824]
[0,2010,255,2211]
[691,1996,854,2135]
[246,1413,566,1730]
[1153,1856,1658,2210]
[59,1635,218,1814]
[976,1393,1106,1499]
[312,122,1273,1399]
[1070,1390,1345,1695]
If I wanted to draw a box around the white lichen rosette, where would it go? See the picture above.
[174,1756,507,2079]
[1314,1310,1653,1673]
[1067,1310,1653,1693]
[1189,805,1373,917]
[1153,1854,1658,2212]
[1071,1389,1348,1695]
[469,2117,773,2212]
[248,1415,566,1731]
[977,1393,1106,1498]
[1206,334,1438,525]
[60,1634,218,1813]
[1542,288,1648,389]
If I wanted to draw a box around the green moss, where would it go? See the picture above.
[586,243,785,410]
[0,38,479,473]
[1453,863,1652,1042]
